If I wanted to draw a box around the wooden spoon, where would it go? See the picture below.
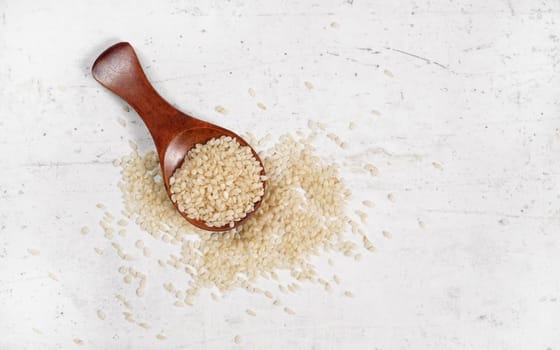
[91,42,266,232]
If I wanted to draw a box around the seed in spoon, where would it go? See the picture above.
[169,136,265,228]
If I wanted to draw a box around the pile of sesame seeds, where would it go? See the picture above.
[114,130,374,299]
[85,124,382,340]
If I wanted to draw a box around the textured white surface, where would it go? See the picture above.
[2,0,560,349]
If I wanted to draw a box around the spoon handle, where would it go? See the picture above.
[92,42,186,150]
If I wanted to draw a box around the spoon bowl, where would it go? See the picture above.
[92,42,266,231]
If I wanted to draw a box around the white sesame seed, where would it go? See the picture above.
[97,310,106,320]
[362,200,374,208]
[214,105,226,114]
[382,230,393,239]
[246,309,256,316]
[283,307,295,315]
[27,248,40,256]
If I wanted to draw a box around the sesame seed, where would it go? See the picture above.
[283,307,295,315]
[214,105,226,114]
[27,248,40,256]
[246,309,256,316]
[97,310,106,320]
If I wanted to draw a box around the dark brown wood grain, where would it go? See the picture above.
[92,42,266,231]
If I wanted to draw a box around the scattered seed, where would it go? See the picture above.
[363,236,375,251]
[48,272,59,281]
[80,226,90,235]
[234,335,242,344]
[387,193,396,202]
[117,118,127,127]
[27,248,40,256]
[284,307,295,315]
[156,333,167,340]
[383,69,394,77]
[214,105,226,114]
[32,328,42,335]
[382,230,392,239]
[344,291,354,298]
[257,102,267,110]
[97,310,106,320]
[123,312,134,322]
[355,210,367,223]
[364,164,379,176]
[248,88,256,97]
[304,81,314,90]
[362,200,374,208]
[143,247,151,257]
[246,309,256,316]
[73,338,83,345]
[432,162,443,170]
